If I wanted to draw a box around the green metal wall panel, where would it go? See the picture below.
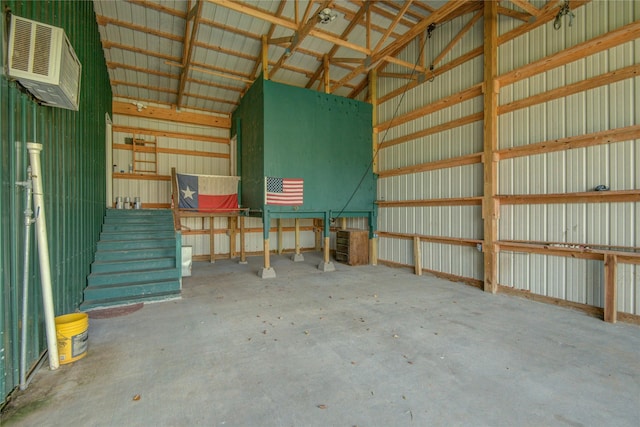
[234,78,375,216]
[1,0,112,404]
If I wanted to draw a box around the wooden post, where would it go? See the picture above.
[264,238,271,269]
[314,219,322,251]
[209,216,215,263]
[229,216,237,258]
[262,35,269,80]
[294,218,301,255]
[341,217,347,230]
[413,236,422,276]
[369,70,379,266]
[240,216,247,263]
[604,254,618,323]
[482,0,499,294]
[170,167,181,231]
[277,219,283,254]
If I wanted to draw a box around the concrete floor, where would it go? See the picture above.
[2,252,639,427]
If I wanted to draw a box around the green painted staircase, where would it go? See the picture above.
[81,209,182,311]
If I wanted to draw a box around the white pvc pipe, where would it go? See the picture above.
[18,166,34,389]
[26,142,59,370]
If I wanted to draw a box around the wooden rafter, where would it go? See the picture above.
[177,0,203,107]
[270,1,333,77]
[128,0,186,19]
[331,0,470,92]
[509,0,541,16]
[95,14,182,41]
[373,0,414,53]
[432,10,482,67]
[107,62,177,80]
[102,40,180,63]
[305,3,368,89]
[497,5,531,22]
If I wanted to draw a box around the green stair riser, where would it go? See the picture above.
[94,247,176,262]
[102,224,174,232]
[83,280,181,301]
[100,231,175,241]
[80,290,181,311]
[105,211,173,218]
[97,239,175,251]
[91,257,176,274]
[88,268,180,286]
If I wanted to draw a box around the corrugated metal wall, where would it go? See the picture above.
[1,1,112,403]
[376,2,639,315]
[377,12,485,281]
[498,1,640,314]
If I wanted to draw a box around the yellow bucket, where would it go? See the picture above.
[55,313,89,364]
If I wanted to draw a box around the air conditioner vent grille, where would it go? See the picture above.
[33,24,52,76]
[11,18,32,72]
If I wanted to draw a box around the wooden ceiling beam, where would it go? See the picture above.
[192,40,255,62]
[305,3,367,89]
[497,5,532,22]
[270,1,333,77]
[209,0,298,31]
[127,0,186,19]
[102,40,181,63]
[336,6,402,40]
[248,0,287,83]
[332,0,469,92]
[199,17,261,40]
[111,80,177,95]
[183,92,239,105]
[114,95,232,117]
[373,0,415,53]
[113,100,231,127]
[432,10,482,67]
[414,1,435,14]
[95,14,182,41]
[107,62,178,79]
[188,76,244,93]
[177,0,203,107]
[380,0,429,22]
[349,0,418,28]
[508,0,541,17]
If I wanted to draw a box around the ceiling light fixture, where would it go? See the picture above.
[318,8,337,24]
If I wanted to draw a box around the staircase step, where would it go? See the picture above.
[91,257,176,274]
[83,278,181,302]
[94,247,176,262]
[102,223,174,232]
[88,267,179,287]
[100,230,175,241]
[80,289,181,311]
[105,209,172,217]
[97,238,175,251]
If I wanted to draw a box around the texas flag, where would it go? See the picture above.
[176,173,240,212]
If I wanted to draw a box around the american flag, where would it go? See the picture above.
[265,177,303,206]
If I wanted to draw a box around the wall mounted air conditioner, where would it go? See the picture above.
[7,14,82,111]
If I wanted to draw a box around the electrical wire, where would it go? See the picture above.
[333,26,436,222]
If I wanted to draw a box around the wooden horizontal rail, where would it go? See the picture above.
[378,153,482,179]
[182,226,315,235]
[113,172,171,181]
[377,197,483,208]
[113,101,230,128]
[498,190,640,205]
[498,20,640,87]
[498,64,639,115]
[113,125,229,144]
[497,125,640,160]
[379,259,483,288]
[378,231,481,247]
[376,84,483,132]
[113,143,229,159]
[496,241,640,265]
[499,239,640,253]
[379,112,484,150]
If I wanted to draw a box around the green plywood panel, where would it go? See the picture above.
[232,77,264,210]
[263,80,374,213]
[233,77,375,218]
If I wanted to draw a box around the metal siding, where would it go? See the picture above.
[1,1,112,402]
[497,1,639,313]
